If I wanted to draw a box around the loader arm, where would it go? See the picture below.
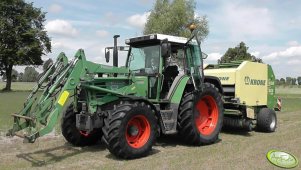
[6,49,99,142]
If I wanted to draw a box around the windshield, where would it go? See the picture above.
[127,45,160,74]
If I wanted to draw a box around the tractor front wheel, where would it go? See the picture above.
[61,104,102,146]
[178,83,224,145]
[102,101,157,159]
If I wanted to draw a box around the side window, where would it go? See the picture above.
[167,48,185,74]
[128,48,145,70]
[145,48,160,73]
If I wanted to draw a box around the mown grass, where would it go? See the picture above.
[0,110,300,170]
[276,93,301,112]
[276,85,301,94]
[0,91,30,131]
[0,82,36,91]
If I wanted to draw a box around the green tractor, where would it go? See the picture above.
[7,30,224,159]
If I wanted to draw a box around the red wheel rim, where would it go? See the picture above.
[195,95,219,136]
[79,130,97,137]
[126,115,151,149]
[79,130,90,137]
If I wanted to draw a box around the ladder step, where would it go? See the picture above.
[11,113,34,121]
[160,110,173,120]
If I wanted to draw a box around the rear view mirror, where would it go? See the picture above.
[105,48,110,63]
[161,41,171,58]
[202,52,208,59]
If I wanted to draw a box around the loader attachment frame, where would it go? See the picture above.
[7,49,98,142]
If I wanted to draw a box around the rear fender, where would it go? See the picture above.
[204,76,224,94]
[168,75,190,104]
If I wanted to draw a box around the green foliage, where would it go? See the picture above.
[0,0,51,90]
[286,77,292,85]
[291,78,297,85]
[2,69,18,81]
[18,72,23,82]
[22,66,38,82]
[280,78,285,85]
[43,58,53,71]
[275,79,280,85]
[144,0,209,41]
[297,76,301,85]
[219,42,262,63]
[39,58,53,81]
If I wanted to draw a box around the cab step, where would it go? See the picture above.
[160,109,177,134]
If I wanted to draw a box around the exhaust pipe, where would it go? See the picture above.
[113,35,120,67]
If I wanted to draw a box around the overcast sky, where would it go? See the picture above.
[26,0,301,79]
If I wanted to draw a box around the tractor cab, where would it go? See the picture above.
[121,34,204,101]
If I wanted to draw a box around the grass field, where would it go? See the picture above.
[0,82,300,169]
[0,82,36,91]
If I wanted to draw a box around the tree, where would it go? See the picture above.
[292,78,297,85]
[219,42,262,63]
[279,78,285,85]
[0,0,51,91]
[144,0,209,41]
[275,79,280,85]
[297,76,301,85]
[22,66,38,82]
[285,77,292,86]
[2,69,18,81]
[18,72,23,82]
[43,58,53,72]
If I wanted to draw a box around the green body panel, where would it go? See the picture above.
[267,65,276,109]
[129,76,148,97]
[170,76,190,104]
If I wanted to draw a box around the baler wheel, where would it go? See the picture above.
[256,108,277,132]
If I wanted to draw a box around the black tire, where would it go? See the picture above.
[178,83,224,145]
[256,108,277,132]
[102,101,157,159]
[61,104,102,146]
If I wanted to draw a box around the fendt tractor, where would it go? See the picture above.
[204,61,280,132]
[7,28,225,159]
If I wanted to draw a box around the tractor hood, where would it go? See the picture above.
[84,60,130,75]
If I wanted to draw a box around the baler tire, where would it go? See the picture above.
[178,83,224,145]
[256,108,277,132]
[61,104,102,146]
[102,101,157,159]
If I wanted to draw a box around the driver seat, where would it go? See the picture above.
[161,65,179,98]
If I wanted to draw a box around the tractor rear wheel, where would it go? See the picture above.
[102,101,157,159]
[256,108,277,132]
[178,83,224,145]
[61,104,102,146]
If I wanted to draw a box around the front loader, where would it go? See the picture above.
[7,28,224,159]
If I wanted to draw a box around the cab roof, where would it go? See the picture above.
[125,34,197,45]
